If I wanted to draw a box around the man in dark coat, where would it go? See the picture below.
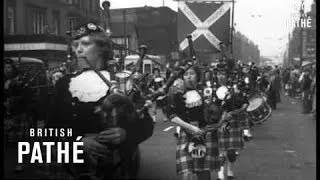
[267,69,281,109]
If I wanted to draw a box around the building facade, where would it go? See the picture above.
[103,6,178,69]
[304,2,316,61]
[286,1,316,68]
[232,31,260,65]
[4,0,100,68]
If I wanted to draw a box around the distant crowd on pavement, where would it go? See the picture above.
[280,64,316,118]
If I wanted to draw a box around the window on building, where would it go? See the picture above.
[74,0,80,7]
[111,36,129,55]
[89,0,92,13]
[144,64,151,74]
[85,0,89,13]
[7,5,16,35]
[69,18,77,32]
[52,11,60,35]
[92,0,96,12]
[33,8,46,34]
[82,0,86,11]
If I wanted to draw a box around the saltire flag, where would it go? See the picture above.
[178,0,232,54]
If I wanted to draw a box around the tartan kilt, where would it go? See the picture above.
[176,129,220,175]
[4,113,32,143]
[218,115,244,151]
[40,145,126,180]
[40,145,75,180]
[238,112,251,129]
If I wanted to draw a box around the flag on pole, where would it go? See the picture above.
[177,1,231,53]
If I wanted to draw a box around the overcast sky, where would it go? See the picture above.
[101,0,314,63]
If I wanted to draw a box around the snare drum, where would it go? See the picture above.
[246,96,272,124]
[114,70,133,95]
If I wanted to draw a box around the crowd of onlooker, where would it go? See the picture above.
[280,64,316,117]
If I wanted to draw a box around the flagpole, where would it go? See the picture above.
[230,0,235,55]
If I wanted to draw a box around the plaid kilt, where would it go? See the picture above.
[4,113,32,143]
[218,114,244,151]
[39,144,75,180]
[176,129,220,175]
[238,112,251,129]
[40,144,127,179]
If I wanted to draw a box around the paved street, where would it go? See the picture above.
[138,95,316,180]
[4,95,316,180]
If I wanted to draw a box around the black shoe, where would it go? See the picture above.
[14,164,24,173]
[174,132,179,138]
[228,176,235,179]
[244,136,252,142]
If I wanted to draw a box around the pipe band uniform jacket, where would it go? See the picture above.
[46,70,154,178]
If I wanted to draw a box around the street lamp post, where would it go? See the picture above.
[299,0,304,67]
[102,1,112,37]
[65,17,74,73]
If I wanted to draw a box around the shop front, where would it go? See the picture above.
[4,34,70,69]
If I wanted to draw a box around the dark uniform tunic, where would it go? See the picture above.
[4,76,31,143]
[45,70,154,179]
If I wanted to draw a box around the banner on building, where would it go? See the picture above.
[177,1,231,53]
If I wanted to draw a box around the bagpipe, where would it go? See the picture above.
[65,3,201,179]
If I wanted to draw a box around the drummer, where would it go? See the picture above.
[216,73,249,180]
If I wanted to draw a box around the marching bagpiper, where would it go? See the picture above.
[147,67,168,122]
[212,61,250,180]
[44,22,154,179]
[4,58,32,172]
[167,64,223,180]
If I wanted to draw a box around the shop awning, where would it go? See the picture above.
[302,60,315,67]
[9,57,44,64]
[5,43,68,51]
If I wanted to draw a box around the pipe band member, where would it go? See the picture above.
[147,67,167,122]
[216,77,249,180]
[4,58,32,172]
[45,23,154,180]
[167,65,221,180]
